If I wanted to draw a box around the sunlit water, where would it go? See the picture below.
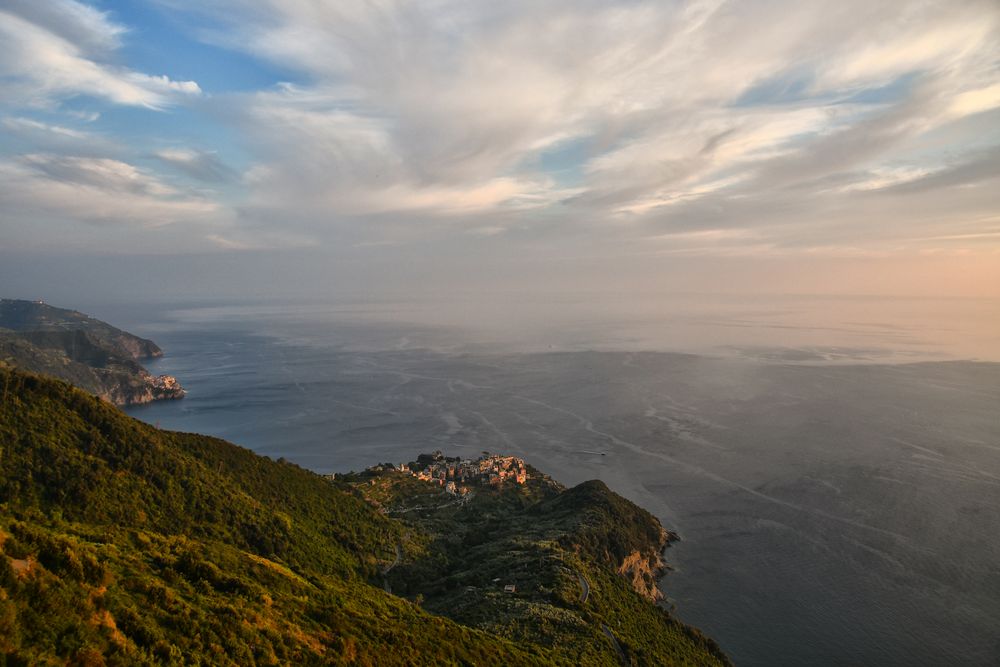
[106,294,1000,666]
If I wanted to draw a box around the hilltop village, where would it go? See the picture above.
[368,451,528,496]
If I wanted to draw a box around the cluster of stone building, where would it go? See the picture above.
[396,452,529,495]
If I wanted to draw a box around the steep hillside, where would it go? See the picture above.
[0,368,728,665]
[0,300,161,360]
[348,468,729,666]
[0,300,183,405]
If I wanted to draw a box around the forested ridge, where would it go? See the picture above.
[0,367,727,665]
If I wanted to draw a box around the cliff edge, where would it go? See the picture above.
[0,299,183,405]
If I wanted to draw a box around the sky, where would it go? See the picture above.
[1,0,999,302]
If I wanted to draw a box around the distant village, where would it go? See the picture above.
[367,451,529,496]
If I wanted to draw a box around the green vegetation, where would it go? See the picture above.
[0,300,161,360]
[346,468,730,666]
[0,367,728,665]
[0,299,183,405]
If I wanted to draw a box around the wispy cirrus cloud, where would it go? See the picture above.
[2,116,93,141]
[154,149,237,184]
[0,154,218,225]
[160,0,999,254]
[0,0,998,265]
[0,0,218,251]
[0,0,200,110]
[0,152,250,255]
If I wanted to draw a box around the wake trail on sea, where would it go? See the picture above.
[510,395,940,558]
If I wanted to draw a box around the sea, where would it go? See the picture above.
[93,292,1000,666]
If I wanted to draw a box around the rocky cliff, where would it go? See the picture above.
[0,299,183,406]
[616,527,675,603]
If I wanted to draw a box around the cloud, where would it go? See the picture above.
[1,0,998,261]
[2,116,92,140]
[874,147,1000,195]
[17,154,179,197]
[224,83,581,224]
[151,0,993,254]
[0,152,314,254]
[0,155,220,232]
[1,0,125,55]
[0,2,200,109]
[154,149,238,183]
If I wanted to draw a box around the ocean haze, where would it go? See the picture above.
[97,290,1000,361]
[109,296,1000,666]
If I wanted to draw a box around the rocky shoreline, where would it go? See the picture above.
[97,369,186,406]
[618,525,678,602]
[0,299,185,406]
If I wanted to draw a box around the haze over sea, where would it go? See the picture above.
[105,293,1000,667]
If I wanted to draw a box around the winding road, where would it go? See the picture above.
[381,543,403,593]
[576,572,590,603]
[601,624,628,665]
[574,570,624,664]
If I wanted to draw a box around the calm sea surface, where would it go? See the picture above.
[104,294,1000,666]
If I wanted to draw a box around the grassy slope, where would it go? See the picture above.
[0,367,728,665]
[350,472,731,666]
[0,368,558,666]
